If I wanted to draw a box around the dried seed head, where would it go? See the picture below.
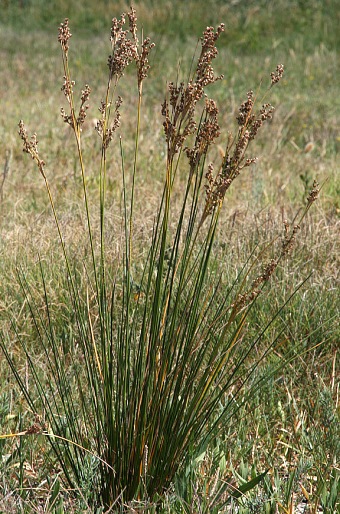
[306,179,320,206]
[127,6,138,46]
[58,18,72,53]
[108,7,154,87]
[95,96,122,148]
[232,130,249,164]
[108,12,135,78]
[185,98,220,172]
[231,257,279,314]
[203,162,233,220]
[248,104,274,141]
[77,105,89,127]
[77,84,91,127]
[201,68,279,226]
[137,37,155,88]
[61,75,75,101]
[80,84,91,104]
[271,64,284,86]
[196,24,225,87]
[162,24,223,163]
[251,259,278,290]
[110,12,127,45]
[281,219,301,256]
[236,90,254,127]
[243,157,258,167]
[60,107,73,127]
[18,120,46,177]
[231,290,261,312]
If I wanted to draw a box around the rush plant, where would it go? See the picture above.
[0,8,320,509]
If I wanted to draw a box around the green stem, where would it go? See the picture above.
[129,86,143,275]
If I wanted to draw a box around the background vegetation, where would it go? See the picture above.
[0,0,339,512]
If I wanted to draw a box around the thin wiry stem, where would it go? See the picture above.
[128,87,143,274]
[60,40,101,314]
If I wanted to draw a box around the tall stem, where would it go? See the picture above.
[128,84,143,276]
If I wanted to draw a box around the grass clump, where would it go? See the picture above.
[0,6,337,512]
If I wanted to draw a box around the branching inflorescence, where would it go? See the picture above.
[161,24,225,165]
[202,68,284,224]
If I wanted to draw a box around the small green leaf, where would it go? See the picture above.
[50,477,60,508]
[229,469,269,500]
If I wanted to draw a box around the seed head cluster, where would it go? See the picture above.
[60,83,91,129]
[231,254,280,312]
[162,24,225,164]
[229,174,318,316]
[58,19,92,132]
[18,120,46,178]
[306,179,320,207]
[57,10,154,149]
[61,75,75,102]
[231,213,303,314]
[196,24,225,86]
[100,7,154,148]
[108,12,136,79]
[108,6,155,89]
[78,84,91,124]
[58,18,72,54]
[282,220,301,257]
[185,98,221,174]
[271,64,284,86]
[95,96,123,149]
[201,64,283,224]
[137,36,155,88]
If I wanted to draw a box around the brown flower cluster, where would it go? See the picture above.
[281,219,301,257]
[306,179,320,207]
[231,289,261,313]
[233,183,323,312]
[202,64,284,223]
[18,120,46,177]
[236,91,274,142]
[108,6,155,88]
[61,75,75,102]
[204,162,233,218]
[231,211,305,314]
[60,83,91,130]
[108,12,137,79]
[96,7,154,149]
[58,19,92,132]
[271,64,284,86]
[234,212,306,314]
[162,24,225,164]
[231,258,278,312]
[57,10,154,146]
[78,84,91,126]
[232,204,313,314]
[137,36,155,89]
[95,96,123,149]
[184,98,221,174]
[197,24,225,86]
[58,18,72,54]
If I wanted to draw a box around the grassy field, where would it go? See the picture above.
[0,1,339,512]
